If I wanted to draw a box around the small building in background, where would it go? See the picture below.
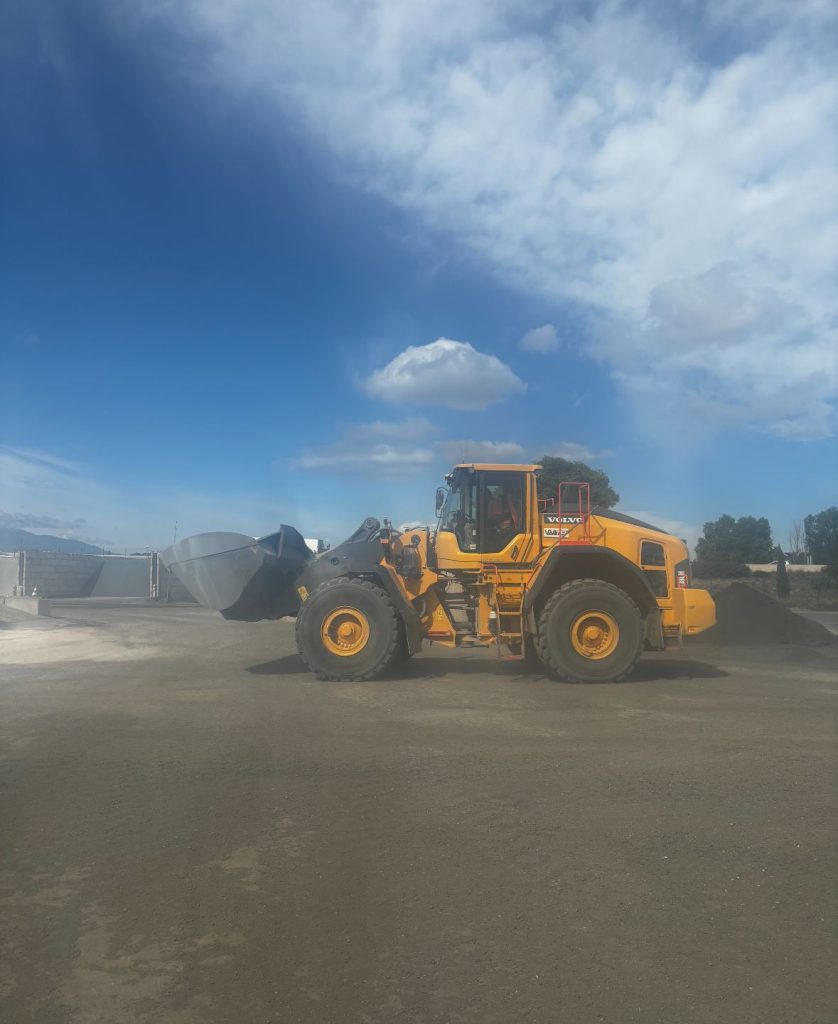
[746,562,826,574]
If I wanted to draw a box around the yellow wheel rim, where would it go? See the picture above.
[570,610,620,660]
[321,606,370,657]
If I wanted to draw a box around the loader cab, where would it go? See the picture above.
[434,464,539,568]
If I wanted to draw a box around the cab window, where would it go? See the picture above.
[439,470,479,551]
[479,472,525,553]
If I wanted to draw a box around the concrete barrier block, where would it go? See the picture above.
[2,596,51,616]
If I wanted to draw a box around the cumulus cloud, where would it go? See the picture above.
[124,0,838,439]
[363,338,526,410]
[647,265,786,345]
[520,324,559,354]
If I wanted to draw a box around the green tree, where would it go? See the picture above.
[776,546,790,600]
[537,456,619,508]
[695,514,773,565]
[804,507,838,565]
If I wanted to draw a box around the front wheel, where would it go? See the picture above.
[296,577,403,680]
[536,579,643,683]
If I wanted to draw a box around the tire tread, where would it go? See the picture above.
[535,578,643,683]
[296,576,402,681]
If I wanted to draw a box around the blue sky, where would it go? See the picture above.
[1,0,836,553]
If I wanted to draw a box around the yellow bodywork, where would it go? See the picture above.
[384,464,714,651]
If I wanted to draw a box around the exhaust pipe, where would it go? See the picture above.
[160,526,313,621]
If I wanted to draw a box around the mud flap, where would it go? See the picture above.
[160,527,313,621]
[644,607,665,650]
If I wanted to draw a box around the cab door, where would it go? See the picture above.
[477,471,529,562]
[434,469,535,569]
[639,539,670,603]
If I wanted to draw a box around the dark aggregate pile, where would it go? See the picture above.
[693,582,835,646]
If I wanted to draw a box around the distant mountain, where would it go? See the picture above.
[0,527,104,555]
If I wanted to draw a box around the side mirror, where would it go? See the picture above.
[435,486,448,517]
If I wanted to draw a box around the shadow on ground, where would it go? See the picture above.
[626,658,729,682]
[247,654,528,679]
[246,653,729,683]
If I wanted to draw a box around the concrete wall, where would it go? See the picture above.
[22,552,103,598]
[0,553,23,596]
[90,556,151,597]
[19,552,158,598]
[2,549,196,601]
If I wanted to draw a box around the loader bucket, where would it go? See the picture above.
[160,526,313,621]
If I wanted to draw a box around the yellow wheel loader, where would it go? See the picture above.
[162,463,715,683]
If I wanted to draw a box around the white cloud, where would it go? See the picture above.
[124,0,838,439]
[363,338,526,410]
[300,428,618,473]
[0,510,87,531]
[520,324,558,353]
[294,421,529,472]
[295,444,435,472]
[435,439,527,463]
[1,445,84,473]
[342,417,435,442]
[294,418,436,473]
[543,443,612,462]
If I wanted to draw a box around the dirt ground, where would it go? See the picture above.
[1,602,836,1024]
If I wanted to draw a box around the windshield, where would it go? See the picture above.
[439,470,478,551]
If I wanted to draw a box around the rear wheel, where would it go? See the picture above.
[536,579,642,683]
[296,577,402,680]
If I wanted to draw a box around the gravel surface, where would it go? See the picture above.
[1,602,836,1024]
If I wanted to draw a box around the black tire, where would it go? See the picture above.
[296,577,402,681]
[536,579,643,683]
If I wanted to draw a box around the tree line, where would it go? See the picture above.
[691,509,838,578]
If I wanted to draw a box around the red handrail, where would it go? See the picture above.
[556,481,592,545]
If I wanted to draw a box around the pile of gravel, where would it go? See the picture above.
[693,583,835,646]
